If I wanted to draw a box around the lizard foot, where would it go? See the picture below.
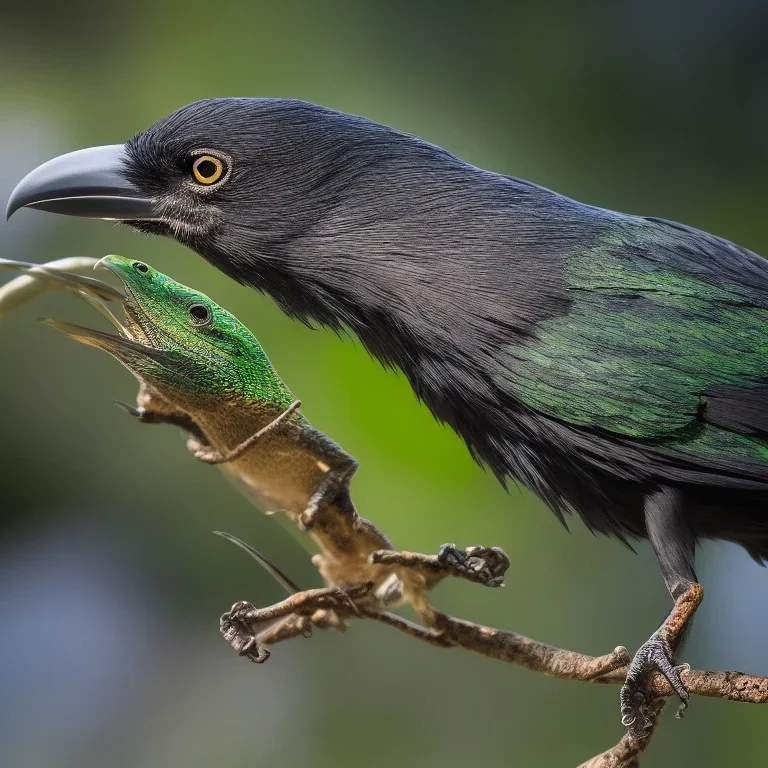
[437,543,510,587]
[220,601,271,664]
[620,630,690,738]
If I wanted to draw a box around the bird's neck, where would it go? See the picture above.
[202,148,612,409]
[226,173,584,342]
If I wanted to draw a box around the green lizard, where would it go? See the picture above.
[0,255,507,621]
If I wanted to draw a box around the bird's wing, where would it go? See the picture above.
[496,218,768,457]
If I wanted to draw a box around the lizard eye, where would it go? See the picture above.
[132,261,149,274]
[188,303,212,326]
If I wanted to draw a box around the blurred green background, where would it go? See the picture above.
[1,2,767,766]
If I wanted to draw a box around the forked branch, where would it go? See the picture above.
[218,531,767,766]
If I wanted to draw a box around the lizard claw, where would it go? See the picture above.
[437,543,510,587]
[113,400,143,419]
[220,601,271,663]
[298,503,319,531]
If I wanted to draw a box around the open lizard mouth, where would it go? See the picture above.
[0,254,215,452]
[0,256,160,358]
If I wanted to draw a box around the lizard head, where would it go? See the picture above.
[43,255,294,409]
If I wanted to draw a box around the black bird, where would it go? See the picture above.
[7,98,768,731]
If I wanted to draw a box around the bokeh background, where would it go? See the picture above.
[1,2,767,766]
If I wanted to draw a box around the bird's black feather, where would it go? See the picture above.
[121,98,768,562]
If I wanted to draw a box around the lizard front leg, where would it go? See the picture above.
[371,544,510,589]
[114,383,210,446]
[296,425,359,531]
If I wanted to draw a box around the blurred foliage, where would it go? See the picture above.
[0,2,767,766]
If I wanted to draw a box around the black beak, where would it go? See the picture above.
[6,144,159,221]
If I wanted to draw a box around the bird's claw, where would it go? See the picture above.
[620,631,690,737]
[673,664,691,719]
[437,543,510,587]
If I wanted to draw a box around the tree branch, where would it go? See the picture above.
[578,700,665,768]
[220,565,766,767]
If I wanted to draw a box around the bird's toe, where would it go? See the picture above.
[620,631,690,737]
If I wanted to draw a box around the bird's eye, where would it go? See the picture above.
[191,154,226,186]
[132,261,149,273]
[188,303,212,325]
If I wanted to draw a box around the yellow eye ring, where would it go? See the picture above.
[191,154,225,185]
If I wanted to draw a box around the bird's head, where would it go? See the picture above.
[6,98,528,376]
[43,254,293,409]
[6,99,405,272]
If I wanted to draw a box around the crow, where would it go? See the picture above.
[7,97,768,731]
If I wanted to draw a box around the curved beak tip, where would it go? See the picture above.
[5,144,159,221]
[5,197,19,221]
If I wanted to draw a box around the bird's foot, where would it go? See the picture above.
[620,630,690,738]
[220,601,271,664]
[437,543,510,587]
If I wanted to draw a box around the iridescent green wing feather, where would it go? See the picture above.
[496,218,768,466]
